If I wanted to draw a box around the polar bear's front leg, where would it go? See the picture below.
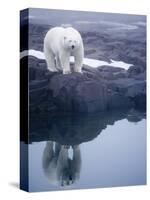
[56,145,69,182]
[74,45,84,73]
[59,52,71,74]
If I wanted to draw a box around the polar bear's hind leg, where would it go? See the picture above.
[55,56,62,71]
[44,47,58,72]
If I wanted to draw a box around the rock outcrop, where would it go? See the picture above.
[20,56,146,113]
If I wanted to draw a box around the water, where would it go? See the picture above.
[25,109,146,192]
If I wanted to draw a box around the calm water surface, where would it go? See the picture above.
[27,110,146,192]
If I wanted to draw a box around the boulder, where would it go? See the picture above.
[49,73,108,112]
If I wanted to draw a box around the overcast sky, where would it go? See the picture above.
[20,8,146,26]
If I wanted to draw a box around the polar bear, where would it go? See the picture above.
[42,141,81,186]
[44,27,84,74]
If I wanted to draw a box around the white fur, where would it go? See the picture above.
[44,27,84,74]
[42,142,81,186]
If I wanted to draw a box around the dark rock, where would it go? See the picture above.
[131,94,146,109]
[126,82,146,109]
[29,79,49,111]
[113,71,127,79]
[73,80,108,112]
[106,77,146,110]
[107,93,133,109]
[96,65,127,80]
[133,72,146,80]
[28,109,145,144]
[127,65,143,78]
[126,82,146,98]
[83,65,102,80]
[98,65,124,73]
[49,73,108,112]
[28,56,48,81]
[99,71,114,80]
[20,55,146,112]
[20,56,57,112]
[126,109,146,122]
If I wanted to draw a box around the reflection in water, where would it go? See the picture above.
[43,142,81,187]
[25,109,146,191]
[28,109,145,145]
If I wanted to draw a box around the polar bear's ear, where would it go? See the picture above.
[64,36,67,40]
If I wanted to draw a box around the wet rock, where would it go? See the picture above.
[107,93,133,109]
[27,109,146,144]
[127,65,142,77]
[20,56,146,112]
[126,82,146,98]
[49,73,108,112]
[98,65,124,73]
[134,72,146,80]
[28,56,48,80]
[126,82,146,109]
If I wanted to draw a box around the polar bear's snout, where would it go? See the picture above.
[65,39,79,51]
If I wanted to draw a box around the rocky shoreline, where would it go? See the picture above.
[21,55,146,113]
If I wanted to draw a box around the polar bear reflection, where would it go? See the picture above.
[42,141,81,187]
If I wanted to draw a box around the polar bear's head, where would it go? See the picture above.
[63,36,80,51]
[63,28,81,51]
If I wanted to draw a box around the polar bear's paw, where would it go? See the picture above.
[62,145,70,149]
[63,70,71,75]
[72,145,80,150]
[74,68,83,73]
